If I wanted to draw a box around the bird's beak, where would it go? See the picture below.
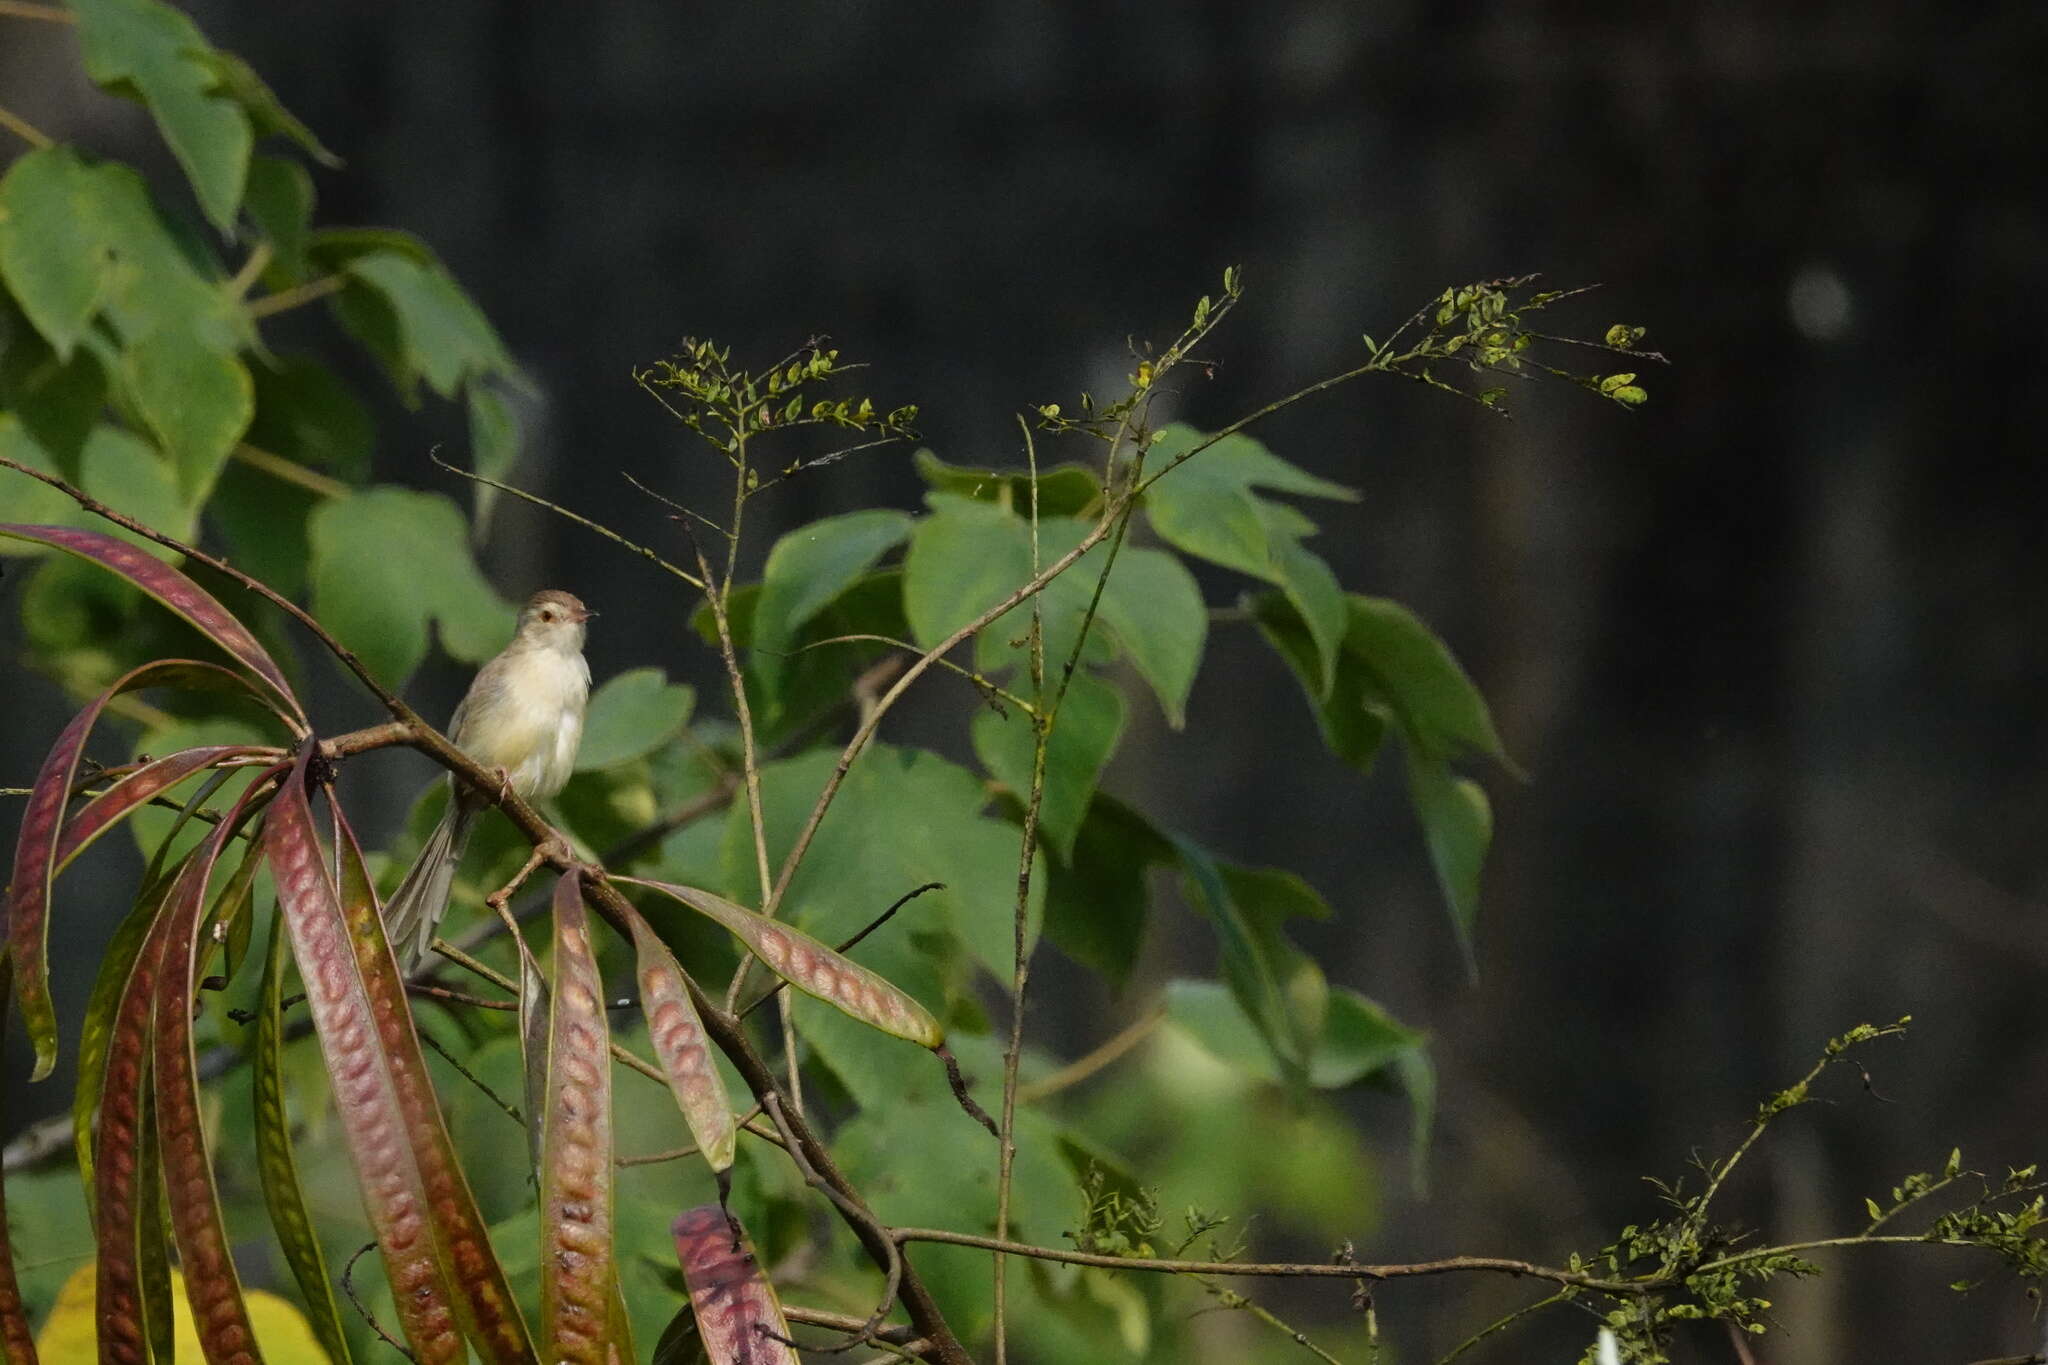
[574,608,597,623]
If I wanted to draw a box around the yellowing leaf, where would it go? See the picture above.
[35,1262,332,1363]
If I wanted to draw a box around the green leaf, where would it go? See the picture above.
[74,159,247,351]
[972,668,1126,862]
[912,447,1102,518]
[578,667,695,771]
[121,324,253,501]
[1165,979,1279,1082]
[1249,589,1389,773]
[904,497,1202,722]
[1086,544,1205,728]
[1141,424,1354,693]
[1310,988,1424,1089]
[721,745,1042,983]
[341,250,516,400]
[0,305,107,464]
[242,154,315,283]
[246,354,372,479]
[0,419,196,558]
[465,385,520,532]
[1405,746,1491,974]
[1042,795,1172,989]
[903,494,1034,655]
[1344,596,1509,764]
[207,458,317,596]
[0,147,108,357]
[751,508,912,707]
[72,0,255,233]
[307,486,514,685]
[195,50,340,168]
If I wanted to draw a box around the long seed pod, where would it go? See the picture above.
[671,1205,798,1365]
[264,743,469,1365]
[94,906,172,1365]
[620,901,736,1174]
[0,967,40,1365]
[538,870,617,1365]
[327,801,537,1365]
[249,911,354,1365]
[8,658,282,1081]
[136,1090,174,1365]
[0,523,305,726]
[152,776,283,1365]
[71,859,187,1200]
[52,746,276,876]
[619,879,943,1047]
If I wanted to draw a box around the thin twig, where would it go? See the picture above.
[340,1241,417,1361]
[245,274,346,319]
[1434,1290,1566,1364]
[428,451,705,589]
[232,442,351,499]
[0,2,77,21]
[0,103,52,149]
[419,1030,523,1126]
[1015,1005,1166,1103]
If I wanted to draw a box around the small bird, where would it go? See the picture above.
[384,588,594,971]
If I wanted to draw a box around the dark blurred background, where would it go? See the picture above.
[6,3,2047,1360]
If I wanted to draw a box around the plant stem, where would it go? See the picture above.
[0,103,52,149]
[245,274,346,319]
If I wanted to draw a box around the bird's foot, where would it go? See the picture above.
[484,833,579,912]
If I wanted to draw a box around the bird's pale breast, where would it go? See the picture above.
[455,645,589,799]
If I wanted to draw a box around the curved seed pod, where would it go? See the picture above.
[0,970,40,1365]
[52,746,275,875]
[620,902,735,1173]
[328,803,536,1365]
[671,1205,798,1365]
[517,936,550,1171]
[152,781,282,1365]
[250,912,354,1365]
[8,658,281,1082]
[72,859,186,1199]
[136,1091,173,1365]
[620,879,943,1048]
[538,871,617,1365]
[264,744,468,1365]
[0,523,305,726]
[94,902,172,1365]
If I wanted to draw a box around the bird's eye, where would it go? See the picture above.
[540,609,556,622]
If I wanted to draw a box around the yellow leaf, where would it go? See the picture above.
[36,1262,333,1364]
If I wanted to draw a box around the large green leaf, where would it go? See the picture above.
[121,324,253,500]
[750,508,911,709]
[972,667,1126,862]
[0,304,107,465]
[0,420,195,559]
[0,148,108,357]
[1406,746,1491,975]
[340,249,516,401]
[1142,424,1353,693]
[72,0,255,233]
[1041,794,1173,989]
[246,354,373,479]
[903,496,1205,723]
[307,486,514,684]
[1254,589,1507,958]
[577,667,694,771]
[912,447,1102,518]
[242,154,315,284]
[720,744,1043,983]
[465,384,520,530]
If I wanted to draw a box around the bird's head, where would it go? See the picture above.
[516,589,595,652]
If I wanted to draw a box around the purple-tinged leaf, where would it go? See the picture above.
[265,743,469,1365]
[8,657,282,1081]
[517,936,550,1171]
[0,523,304,724]
[621,879,943,1047]
[52,745,276,876]
[153,778,280,1365]
[249,910,355,1364]
[0,968,39,1365]
[328,805,536,1364]
[539,871,617,1365]
[621,902,735,1173]
[671,1205,798,1365]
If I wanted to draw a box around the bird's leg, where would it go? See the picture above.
[483,831,579,913]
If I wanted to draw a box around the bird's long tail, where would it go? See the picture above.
[382,798,477,974]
